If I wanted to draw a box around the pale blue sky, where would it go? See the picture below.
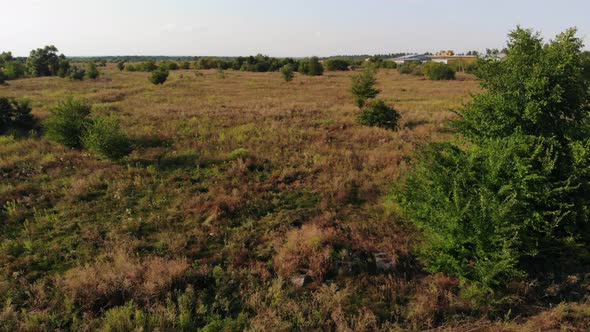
[1,0,588,56]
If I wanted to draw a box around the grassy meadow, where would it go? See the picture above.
[2,66,588,330]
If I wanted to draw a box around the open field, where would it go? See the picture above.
[2,66,589,330]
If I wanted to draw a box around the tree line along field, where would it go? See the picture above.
[2,28,590,330]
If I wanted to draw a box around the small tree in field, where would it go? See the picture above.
[357,99,400,130]
[82,116,131,160]
[351,65,380,108]
[117,61,125,71]
[87,62,99,79]
[149,69,169,85]
[280,64,294,82]
[44,97,92,148]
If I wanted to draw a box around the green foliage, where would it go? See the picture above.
[357,99,400,130]
[180,61,191,69]
[299,57,324,76]
[68,66,85,80]
[27,45,62,77]
[421,62,453,78]
[149,69,169,85]
[395,27,590,301]
[142,60,158,72]
[116,61,125,71]
[325,58,350,71]
[0,97,36,134]
[160,61,179,70]
[0,71,5,84]
[44,97,92,148]
[57,57,70,78]
[280,64,294,82]
[426,62,456,80]
[87,62,100,80]
[228,148,249,160]
[351,66,380,108]
[3,61,26,80]
[82,116,132,160]
[398,61,423,75]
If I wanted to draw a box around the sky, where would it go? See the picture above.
[1,0,589,57]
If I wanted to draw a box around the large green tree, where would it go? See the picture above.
[27,45,63,77]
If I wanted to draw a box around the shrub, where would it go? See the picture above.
[228,148,249,161]
[398,61,423,75]
[0,97,36,134]
[69,66,85,80]
[44,97,92,148]
[142,60,158,72]
[180,61,190,69]
[395,27,590,302]
[299,57,324,76]
[351,66,380,108]
[3,61,26,80]
[280,64,294,82]
[87,62,100,79]
[357,99,400,130]
[116,61,125,71]
[426,63,455,80]
[325,58,350,71]
[82,116,132,160]
[149,69,169,85]
[0,71,5,84]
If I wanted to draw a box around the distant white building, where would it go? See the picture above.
[430,55,478,64]
[388,54,431,65]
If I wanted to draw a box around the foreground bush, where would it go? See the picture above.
[149,69,169,85]
[44,97,92,148]
[82,116,132,160]
[0,97,36,134]
[357,99,400,130]
[395,27,590,302]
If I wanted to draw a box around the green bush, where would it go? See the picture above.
[398,61,423,75]
[69,66,85,80]
[228,148,249,161]
[426,63,455,80]
[142,60,158,72]
[280,64,294,82]
[44,97,92,148]
[351,66,380,108]
[395,27,590,302]
[0,97,36,134]
[149,69,169,85]
[87,62,100,79]
[0,71,5,84]
[299,57,324,76]
[116,61,125,71]
[325,58,350,71]
[3,61,26,80]
[357,99,400,130]
[82,116,131,160]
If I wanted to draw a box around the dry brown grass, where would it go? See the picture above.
[61,249,188,313]
[0,65,513,329]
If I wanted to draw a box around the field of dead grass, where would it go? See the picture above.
[3,65,586,330]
